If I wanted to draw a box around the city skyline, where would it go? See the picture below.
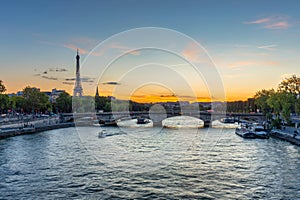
[1,0,300,102]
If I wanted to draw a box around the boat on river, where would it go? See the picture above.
[99,118,118,127]
[235,127,257,138]
[220,117,235,123]
[136,117,150,124]
[98,130,116,138]
[252,125,269,139]
[235,124,269,139]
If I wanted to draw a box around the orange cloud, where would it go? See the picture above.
[244,16,291,30]
[181,42,205,63]
[63,44,88,54]
[63,43,103,56]
[244,17,271,24]
[264,21,290,29]
[257,44,277,51]
[109,43,140,56]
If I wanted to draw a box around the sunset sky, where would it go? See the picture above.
[1,0,300,102]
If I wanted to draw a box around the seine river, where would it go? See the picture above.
[1,120,300,199]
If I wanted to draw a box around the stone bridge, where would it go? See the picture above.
[61,111,264,127]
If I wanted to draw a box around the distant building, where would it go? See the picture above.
[42,88,65,103]
[8,89,37,97]
[50,88,65,103]
[107,96,116,101]
[42,91,52,98]
[7,93,16,97]
[16,91,23,96]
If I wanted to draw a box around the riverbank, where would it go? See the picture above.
[270,127,300,146]
[0,122,75,139]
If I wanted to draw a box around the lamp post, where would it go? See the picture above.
[296,94,299,129]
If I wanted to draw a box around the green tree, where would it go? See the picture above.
[280,92,296,124]
[9,96,25,113]
[0,80,6,94]
[295,98,300,115]
[56,92,72,113]
[95,96,110,112]
[0,94,9,114]
[72,97,83,113]
[267,92,296,124]
[267,92,282,116]
[278,75,300,95]
[22,87,51,113]
[103,102,111,112]
[82,96,95,113]
[254,89,275,114]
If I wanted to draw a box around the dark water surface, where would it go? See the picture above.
[1,126,300,199]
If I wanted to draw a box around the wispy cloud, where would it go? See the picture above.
[244,17,271,24]
[244,15,291,30]
[109,43,140,56]
[62,82,74,85]
[257,44,277,51]
[65,77,95,83]
[102,81,121,85]
[36,35,103,56]
[33,67,68,79]
[81,77,94,83]
[181,42,206,63]
[41,75,58,81]
[265,21,290,29]
[64,44,89,55]
[48,67,68,72]
[65,78,75,81]
[63,43,104,56]
[160,94,176,98]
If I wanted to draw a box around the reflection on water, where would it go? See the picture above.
[162,116,204,128]
[117,118,153,127]
[1,118,300,199]
[211,120,239,128]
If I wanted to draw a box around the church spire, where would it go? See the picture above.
[95,85,99,97]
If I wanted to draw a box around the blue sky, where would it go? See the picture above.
[1,0,300,101]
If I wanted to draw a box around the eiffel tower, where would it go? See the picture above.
[73,49,83,97]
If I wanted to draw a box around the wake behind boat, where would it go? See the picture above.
[98,129,126,138]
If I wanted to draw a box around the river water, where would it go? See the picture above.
[1,122,300,199]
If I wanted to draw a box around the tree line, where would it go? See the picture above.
[2,74,298,120]
[0,81,72,114]
[0,80,150,115]
[254,75,300,127]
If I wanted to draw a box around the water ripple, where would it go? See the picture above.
[0,126,300,199]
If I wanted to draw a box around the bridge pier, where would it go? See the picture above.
[203,120,211,127]
[152,121,163,127]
